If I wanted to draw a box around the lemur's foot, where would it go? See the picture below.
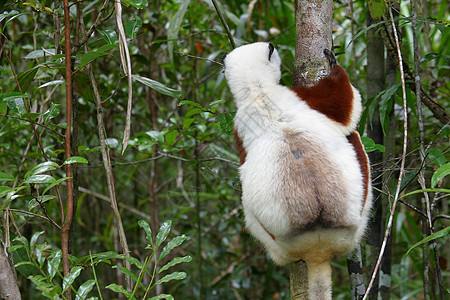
[323,49,336,70]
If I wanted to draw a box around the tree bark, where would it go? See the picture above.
[293,0,333,87]
[290,1,333,299]
[366,6,386,300]
[0,244,21,299]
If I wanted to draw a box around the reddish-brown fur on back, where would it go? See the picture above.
[234,128,247,165]
[346,131,370,209]
[290,65,354,126]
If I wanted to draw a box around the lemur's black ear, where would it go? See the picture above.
[323,49,336,70]
[268,43,275,61]
[221,53,228,66]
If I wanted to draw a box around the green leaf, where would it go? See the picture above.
[63,156,89,165]
[23,174,57,184]
[106,284,134,299]
[138,220,153,247]
[98,29,117,44]
[125,14,143,39]
[79,51,112,69]
[167,0,191,63]
[113,265,139,282]
[122,0,148,9]
[208,99,226,107]
[182,118,195,129]
[63,266,83,291]
[154,271,186,285]
[0,172,16,182]
[361,136,385,153]
[185,108,203,118]
[43,103,61,123]
[149,295,174,300]
[84,251,124,265]
[28,195,56,210]
[38,80,65,89]
[146,131,165,143]
[398,189,450,202]
[96,44,119,53]
[378,83,400,136]
[132,75,183,98]
[156,220,172,248]
[405,226,450,257]
[17,67,39,92]
[178,100,203,108]
[30,231,45,251]
[24,48,56,59]
[75,279,96,300]
[431,162,450,188]
[28,274,60,298]
[216,114,234,133]
[159,235,186,261]
[368,0,385,20]
[7,98,27,116]
[421,53,450,64]
[426,149,446,167]
[0,186,11,197]
[165,131,178,145]
[158,256,192,274]
[0,92,29,100]
[24,161,59,179]
[35,243,46,267]
[22,112,40,120]
[123,256,143,269]
[42,177,71,195]
[48,250,61,280]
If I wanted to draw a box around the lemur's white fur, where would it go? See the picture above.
[224,42,372,299]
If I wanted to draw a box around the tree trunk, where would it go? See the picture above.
[366,5,386,300]
[290,1,333,299]
[0,244,21,299]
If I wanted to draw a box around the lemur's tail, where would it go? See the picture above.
[305,257,332,300]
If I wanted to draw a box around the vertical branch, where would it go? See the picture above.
[365,3,386,299]
[347,244,366,299]
[290,1,333,299]
[114,0,134,154]
[411,2,445,298]
[363,6,408,299]
[194,132,204,300]
[211,0,236,49]
[62,0,74,298]
[410,1,430,298]
[78,9,133,291]
[86,63,132,290]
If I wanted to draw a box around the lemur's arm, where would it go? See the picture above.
[290,50,355,128]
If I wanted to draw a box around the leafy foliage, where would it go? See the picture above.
[0,0,448,299]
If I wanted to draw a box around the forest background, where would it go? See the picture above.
[0,0,448,299]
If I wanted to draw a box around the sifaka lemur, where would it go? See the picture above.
[223,42,372,300]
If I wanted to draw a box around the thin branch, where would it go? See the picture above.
[82,24,132,291]
[211,0,236,49]
[72,0,112,53]
[363,7,409,299]
[61,0,74,298]
[380,15,449,125]
[173,50,223,66]
[10,209,61,230]
[115,0,133,155]
[0,114,65,138]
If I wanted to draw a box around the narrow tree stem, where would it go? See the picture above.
[363,7,408,299]
[62,0,74,298]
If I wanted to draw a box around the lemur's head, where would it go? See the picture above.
[223,43,282,98]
